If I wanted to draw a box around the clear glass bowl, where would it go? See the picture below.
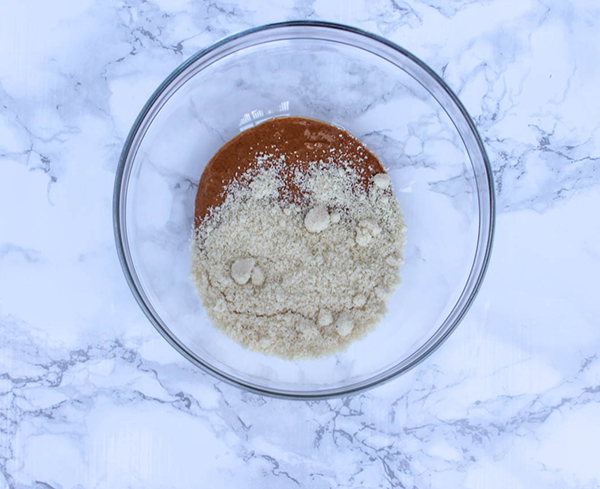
[113,21,495,399]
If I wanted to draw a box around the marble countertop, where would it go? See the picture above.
[1,0,599,487]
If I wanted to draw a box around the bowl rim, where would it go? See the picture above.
[113,20,496,400]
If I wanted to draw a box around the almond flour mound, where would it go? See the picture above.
[191,156,406,359]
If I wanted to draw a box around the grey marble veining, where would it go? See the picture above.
[1,0,599,488]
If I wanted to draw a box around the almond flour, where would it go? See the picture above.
[191,156,406,359]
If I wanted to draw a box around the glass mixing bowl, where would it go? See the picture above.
[113,21,495,399]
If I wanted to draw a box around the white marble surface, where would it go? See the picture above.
[1,0,599,487]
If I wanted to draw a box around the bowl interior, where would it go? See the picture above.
[117,24,492,398]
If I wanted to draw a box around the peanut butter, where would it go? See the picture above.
[194,116,385,225]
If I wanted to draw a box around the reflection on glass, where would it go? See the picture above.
[239,101,291,131]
